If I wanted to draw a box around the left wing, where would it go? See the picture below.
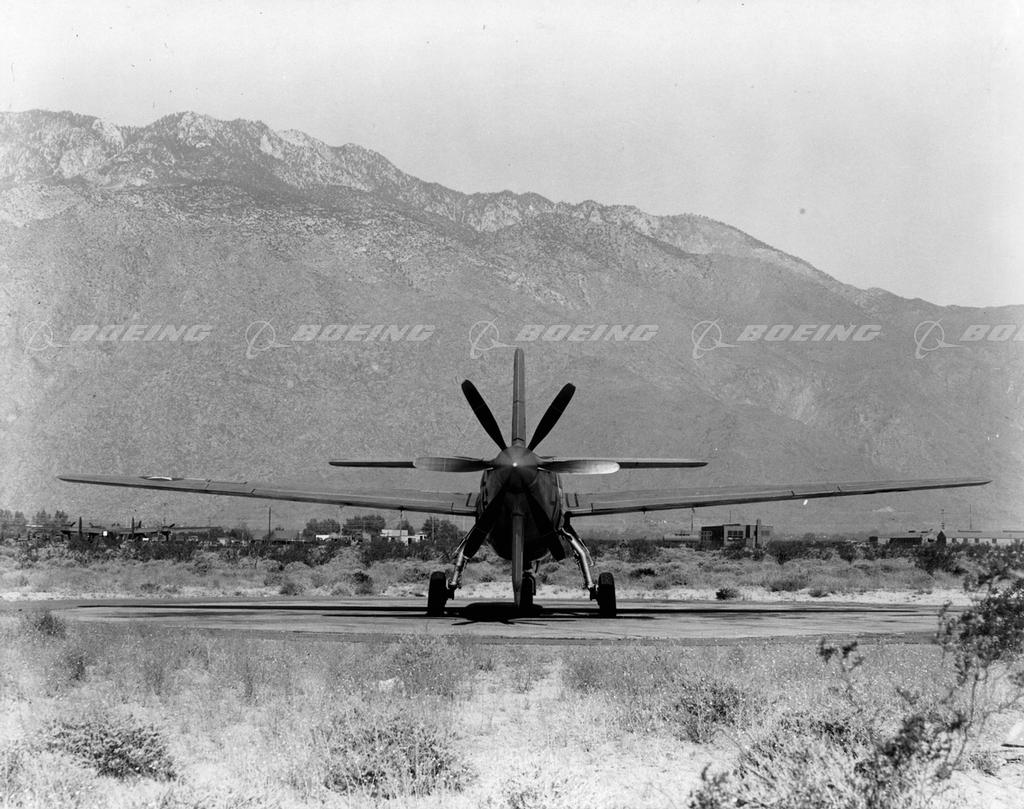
[58,474,478,516]
[564,477,990,517]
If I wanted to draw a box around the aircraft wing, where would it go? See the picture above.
[564,477,990,517]
[58,474,478,516]
[543,457,708,469]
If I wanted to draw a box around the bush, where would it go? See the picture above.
[629,566,658,579]
[622,539,659,562]
[45,713,176,780]
[380,636,475,699]
[715,586,740,601]
[315,703,468,798]
[767,572,808,592]
[351,570,375,595]
[279,578,303,596]
[20,609,67,638]
[562,647,749,741]
[669,679,746,742]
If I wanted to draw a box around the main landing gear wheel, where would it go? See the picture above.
[519,573,536,615]
[426,571,449,616]
[596,572,617,618]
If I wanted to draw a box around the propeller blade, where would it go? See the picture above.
[461,380,507,450]
[540,460,620,475]
[414,456,491,473]
[528,383,576,450]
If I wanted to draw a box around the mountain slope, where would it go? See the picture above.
[1,110,1020,531]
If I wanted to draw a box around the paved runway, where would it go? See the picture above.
[7,597,952,645]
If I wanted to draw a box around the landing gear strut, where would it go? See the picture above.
[561,516,616,617]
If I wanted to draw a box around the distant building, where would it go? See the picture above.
[947,529,1024,547]
[865,528,1023,548]
[700,522,770,550]
[661,532,701,548]
[380,529,427,544]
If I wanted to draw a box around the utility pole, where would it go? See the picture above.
[267,506,272,542]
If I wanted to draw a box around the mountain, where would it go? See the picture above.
[1,109,1020,532]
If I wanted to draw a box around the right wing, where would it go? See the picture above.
[58,474,478,516]
[565,477,990,517]
[542,457,708,469]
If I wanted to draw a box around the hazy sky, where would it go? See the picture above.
[2,0,1021,307]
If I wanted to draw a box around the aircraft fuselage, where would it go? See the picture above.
[477,450,564,563]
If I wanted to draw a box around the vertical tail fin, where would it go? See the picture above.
[511,347,526,446]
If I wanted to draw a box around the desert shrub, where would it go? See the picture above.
[310,568,330,588]
[808,584,832,598]
[53,641,88,686]
[314,702,468,798]
[913,545,963,575]
[766,571,808,592]
[668,678,746,742]
[351,570,375,595]
[20,609,66,638]
[836,542,860,563]
[715,586,740,601]
[0,741,27,803]
[45,713,175,780]
[691,559,1024,809]
[563,647,750,740]
[397,565,429,584]
[279,578,303,596]
[359,537,412,566]
[379,636,476,699]
[622,539,659,562]
[766,539,834,564]
[497,762,592,809]
[629,566,658,579]
[263,570,284,588]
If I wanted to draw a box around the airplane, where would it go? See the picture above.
[60,348,990,617]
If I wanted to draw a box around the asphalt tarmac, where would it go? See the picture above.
[4,597,952,645]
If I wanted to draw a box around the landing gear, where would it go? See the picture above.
[561,518,616,617]
[426,571,450,616]
[519,572,536,614]
[596,572,617,618]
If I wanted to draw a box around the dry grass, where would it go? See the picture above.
[1,608,1020,808]
[0,541,968,602]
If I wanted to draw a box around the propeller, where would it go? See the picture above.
[528,383,575,450]
[461,380,507,450]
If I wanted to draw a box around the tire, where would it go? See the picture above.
[596,572,617,617]
[519,574,535,614]
[426,571,448,616]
